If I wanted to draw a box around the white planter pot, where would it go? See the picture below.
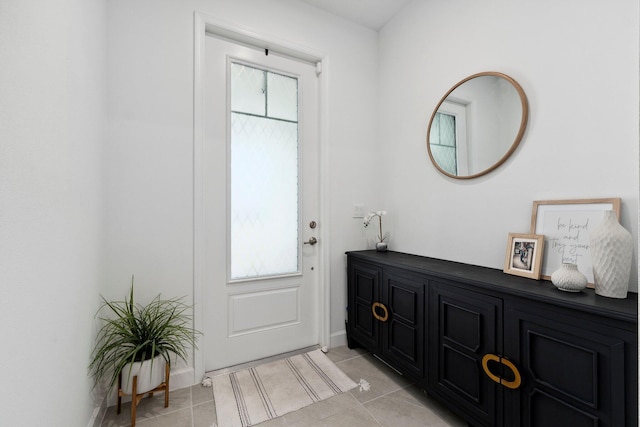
[121,355,166,395]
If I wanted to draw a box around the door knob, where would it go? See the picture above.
[304,237,318,245]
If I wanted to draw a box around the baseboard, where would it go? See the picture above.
[86,392,108,427]
[169,366,196,390]
[330,329,348,348]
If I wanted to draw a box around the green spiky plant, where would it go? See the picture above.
[89,277,201,389]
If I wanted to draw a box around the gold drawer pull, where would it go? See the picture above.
[371,302,389,322]
[500,358,522,389]
[482,354,502,385]
[482,353,522,390]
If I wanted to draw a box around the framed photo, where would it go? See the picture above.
[530,198,621,285]
[503,233,545,279]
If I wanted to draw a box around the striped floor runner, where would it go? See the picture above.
[211,349,357,427]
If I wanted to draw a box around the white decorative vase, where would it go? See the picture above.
[121,355,166,394]
[551,263,587,292]
[590,210,632,299]
[375,241,388,252]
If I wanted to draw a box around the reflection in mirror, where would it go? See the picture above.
[427,72,528,179]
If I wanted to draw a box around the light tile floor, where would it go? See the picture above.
[101,346,467,427]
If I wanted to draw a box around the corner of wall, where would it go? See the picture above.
[330,329,348,348]
[86,390,108,427]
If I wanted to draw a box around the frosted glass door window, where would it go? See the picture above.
[230,62,299,279]
[430,112,458,175]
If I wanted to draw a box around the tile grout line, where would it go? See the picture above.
[354,381,464,426]
[340,352,448,424]
[339,352,397,425]
[351,389,384,426]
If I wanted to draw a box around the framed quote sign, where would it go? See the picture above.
[530,198,621,286]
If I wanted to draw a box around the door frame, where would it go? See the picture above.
[192,12,331,382]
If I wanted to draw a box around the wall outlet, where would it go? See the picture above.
[353,204,365,218]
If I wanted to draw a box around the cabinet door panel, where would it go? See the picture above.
[347,260,381,350]
[443,302,482,352]
[529,389,599,427]
[528,330,600,407]
[505,304,628,427]
[382,270,425,378]
[442,344,481,402]
[429,281,502,427]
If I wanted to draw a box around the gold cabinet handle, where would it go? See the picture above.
[481,354,502,385]
[371,302,389,322]
[481,353,522,390]
[500,358,522,389]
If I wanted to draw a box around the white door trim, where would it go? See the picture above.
[193,11,331,382]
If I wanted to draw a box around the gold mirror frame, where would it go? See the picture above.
[427,72,529,179]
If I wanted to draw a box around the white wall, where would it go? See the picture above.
[0,1,107,425]
[106,0,379,380]
[378,0,639,291]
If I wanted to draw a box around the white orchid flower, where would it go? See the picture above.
[362,210,388,242]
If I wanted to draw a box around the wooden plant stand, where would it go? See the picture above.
[117,362,170,427]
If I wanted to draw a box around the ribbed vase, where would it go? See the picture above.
[590,210,632,299]
[551,263,587,292]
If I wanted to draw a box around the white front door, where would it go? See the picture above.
[203,34,320,371]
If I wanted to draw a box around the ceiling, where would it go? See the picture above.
[297,0,413,31]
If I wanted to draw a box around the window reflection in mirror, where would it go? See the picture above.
[427,72,528,179]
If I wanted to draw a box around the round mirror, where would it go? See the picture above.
[427,72,528,179]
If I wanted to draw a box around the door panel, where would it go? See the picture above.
[228,286,300,336]
[428,281,502,427]
[347,260,381,350]
[382,269,425,379]
[203,35,319,371]
[504,303,628,427]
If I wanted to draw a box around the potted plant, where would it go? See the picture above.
[89,277,201,395]
[363,210,388,251]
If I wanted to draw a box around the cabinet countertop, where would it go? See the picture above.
[346,250,638,323]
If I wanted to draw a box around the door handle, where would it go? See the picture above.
[500,358,522,389]
[371,302,389,322]
[481,354,502,385]
[481,353,522,389]
[303,237,318,245]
